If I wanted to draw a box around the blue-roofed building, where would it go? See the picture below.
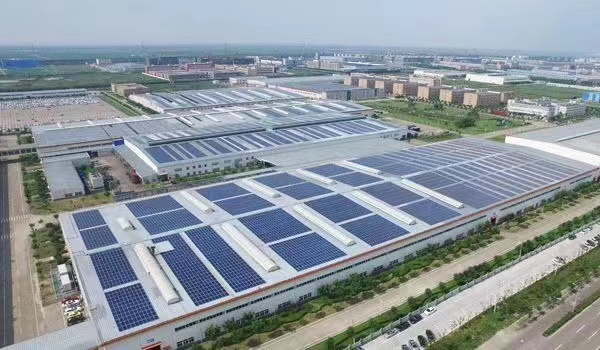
[583,92,600,103]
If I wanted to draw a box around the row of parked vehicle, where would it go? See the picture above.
[62,295,85,326]
[383,307,437,348]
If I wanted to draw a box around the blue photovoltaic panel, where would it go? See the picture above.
[187,227,265,292]
[73,210,106,230]
[306,195,371,223]
[362,182,423,206]
[277,182,332,200]
[126,196,182,217]
[204,139,232,154]
[138,208,202,235]
[196,141,219,155]
[153,234,228,306]
[254,173,304,188]
[379,163,425,177]
[80,225,118,250]
[342,215,409,246]
[197,183,250,201]
[278,129,309,141]
[350,156,394,169]
[215,194,274,216]
[105,283,158,332]
[270,233,346,271]
[400,200,460,225]
[239,209,310,243]
[162,145,184,161]
[436,183,502,209]
[170,143,194,159]
[222,137,249,151]
[145,146,175,164]
[90,248,137,290]
[407,172,457,189]
[305,164,353,177]
[332,172,381,186]
[180,142,206,158]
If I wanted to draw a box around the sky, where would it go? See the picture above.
[1,0,599,53]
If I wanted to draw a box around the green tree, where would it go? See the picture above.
[454,116,477,129]
[324,337,335,350]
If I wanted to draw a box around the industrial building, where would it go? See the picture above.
[374,79,394,94]
[583,92,600,103]
[412,69,467,79]
[507,99,587,120]
[463,91,502,108]
[111,84,149,97]
[408,75,441,87]
[464,73,530,85]
[417,86,442,101]
[0,88,88,101]
[8,138,597,350]
[128,88,306,113]
[506,118,600,166]
[42,153,91,199]
[267,82,383,101]
[439,88,473,104]
[392,82,420,97]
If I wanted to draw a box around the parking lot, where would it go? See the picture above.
[0,96,125,131]
[364,225,599,350]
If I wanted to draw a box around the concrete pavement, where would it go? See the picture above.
[365,226,598,349]
[258,196,600,350]
[0,162,14,347]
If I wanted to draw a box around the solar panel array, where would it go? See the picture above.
[306,194,371,223]
[304,163,382,187]
[104,283,158,331]
[73,210,106,230]
[269,233,346,271]
[74,209,119,251]
[341,215,410,246]
[254,172,332,200]
[197,183,249,201]
[213,194,275,216]
[239,209,311,243]
[90,248,137,290]
[126,196,202,234]
[187,227,265,292]
[153,234,228,306]
[143,118,395,165]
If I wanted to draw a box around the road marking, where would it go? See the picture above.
[589,330,599,340]
[576,325,586,333]
[554,344,563,350]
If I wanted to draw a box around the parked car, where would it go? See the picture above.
[409,339,420,349]
[418,335,428,347]
[384,328,398,338]
[582,244,590,251]
[426,329,436,342]
[584,227,593,232]
[585,240,596,248]
[553,257,566,265]
[409,313,423,324]
[401,345,410,350]
[423,307,437,316]
[396,321,411,331]
[568,233,577,240]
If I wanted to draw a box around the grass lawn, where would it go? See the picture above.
[363,99,528,135]
[488,135,506,142]
[30,220,67,305]
[442,79,586,100]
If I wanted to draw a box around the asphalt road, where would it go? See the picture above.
[364,225,598,350]
[0,162,14,347]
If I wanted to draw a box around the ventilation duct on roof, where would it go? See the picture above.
[340,160,383,175]
[293,205,355,246]
[180,191,213,213]
[351,191,416,225]
[221,222,279,272]
[242,179,281,198]
[134,243,180,304]
[401,179,464,209]
[295,169,336,186]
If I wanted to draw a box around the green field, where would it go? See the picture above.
[363,99,528,135]
[443,79,586,100]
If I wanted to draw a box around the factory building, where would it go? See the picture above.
[8,138,597,350]
[463,91,502,108]
[111,83,149,97]
[358,78,377,89]
[42,153,91,200]
[439,88,473,104]
[392,82,420,97]
[408,75,441,87]
[507,99,587,120]
[464,73,531,85]
[0,89,88,101]
[417,86,442,101]
[583,92,600,103]
[374,80,394,94]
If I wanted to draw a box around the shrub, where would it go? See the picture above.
[246,337,262,347]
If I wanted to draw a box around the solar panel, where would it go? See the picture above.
[222,137,249,151]
[435,183,502,209]
[138,208,202,234]
[306,195,371,223]
[214,194,274,216]
[126,196,183,217]
[270,233,346,271]
[379,163,425,177]
[90,248,137,290]
[332,172,382,186]
[145,146,175,164]
[408,172,457,189]
[153,234,228,306]
[162,145,184,161]
[362,182,423,206]
[239,209,310,243]
[197,183,249,201]
[105,283,158,331]
[73,210,106,230]
[187,227,265,292]
[400,200,460,225]
[180,142,206,158]
[80,225,118,250]
[277,182,332,200]
[204,139,232,154]
[254,173,304,188]
[305,164,353,177]
[342,215,410,246]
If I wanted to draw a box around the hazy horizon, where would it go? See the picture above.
[1,0,599,54]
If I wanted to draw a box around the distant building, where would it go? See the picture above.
[507,98,586,120]
[417,85,442,101]
[583,92,600,103]
[393,82,420,97]
[358,78,377,89]
[463,91,501,108]
[412,69,467,79]
[557,101,587,117]
[409,74,441,87]
[500,91,516,103]
[111,83,149,97]
[465,73,530,85]
[374,80,394,94]
[42,153,90,200]
[439,88,472,104]
[344,75,360,86]
[95,58,112,65]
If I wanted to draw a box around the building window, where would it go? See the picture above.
[278,301,291,310]
[299,293,312,302]
[255,309,269,318]
[176,337,194,347]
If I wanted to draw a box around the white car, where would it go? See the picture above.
[584,227,593,232]
[384,328,399,338]
[423,307,437,316]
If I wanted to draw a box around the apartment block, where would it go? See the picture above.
[392,82,419,97]
[463,91,502,108]
[409,74,441,87]
[417,85,442,101]
[439,88,471,104]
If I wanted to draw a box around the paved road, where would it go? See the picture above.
[0,162,15,347]
[365,226,598,350]
[258,196,600,350]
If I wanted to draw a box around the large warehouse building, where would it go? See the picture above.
[8,138,598,350]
